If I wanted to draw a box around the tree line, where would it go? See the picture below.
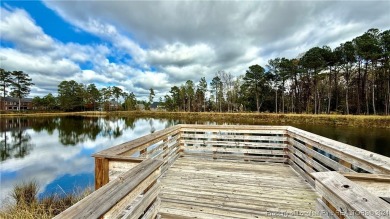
[163,28,390,115]
[1,28,389,114]
[33,81,155,112]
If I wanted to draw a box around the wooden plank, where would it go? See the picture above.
[139,197,160,219]
[343,173,390,200]
[288,127,390,174]
[288,153,315,174]
[313,171,390,219]
[154,143,180,161]
[343,173,390,182]
[339,159,352,169]
[159,156,319,218]
[316,198,339,219]
[181,140,287,148]
[289,138,354,173]
[180,129,287,134]
[183,153,287,163]
[148,135,180,157]
[152,142,180,160]
[183,148,286,155]
[123,182,161,219]
[103,156,145,162]
[108,160,139,181]
[104,169,160,218]
[162,152,181,174]
[289,159,315,186]
[95,157,109,189]
[288,144,330,172]
[161,185,317,206]
[179,124,290,131]
[182,133,287,141]
[54,159,163,219]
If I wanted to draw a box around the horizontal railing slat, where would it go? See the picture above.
[181,140,287,148]
[287,144,330,172]
[183,147,286,155]
[54,159,163,219]
[182,133,287,141]
[288,138,354,173]
[287,127,390,174]
[124,182,161,219]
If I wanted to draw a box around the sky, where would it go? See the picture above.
[0,0,389,100]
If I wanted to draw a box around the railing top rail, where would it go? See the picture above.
[287,126,390,174]
[179,124,291,130]
[54,158,163,219]
[93,125,181,158]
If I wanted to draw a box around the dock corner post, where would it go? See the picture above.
[95,157,109,190]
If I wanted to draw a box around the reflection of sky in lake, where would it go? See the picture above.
[1,116,389,206]
[0,117,178,205]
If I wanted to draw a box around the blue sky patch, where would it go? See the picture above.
[1,1,101,44]
[39,173,94,199]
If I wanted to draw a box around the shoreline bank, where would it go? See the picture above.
[1,111,390,128]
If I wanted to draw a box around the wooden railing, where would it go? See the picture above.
[285,126,390,218]
[54,125,390,219]
[93,125,181,189]
[53,159,162,219]
[287,126,390,185]
[180,124,289,162]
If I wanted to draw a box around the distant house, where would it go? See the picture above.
[150,102,164,111]
[109,99,121,111]
[150,102,159,110]
[0,97,33,111]
[135,104,145,111]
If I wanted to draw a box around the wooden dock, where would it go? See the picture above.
[54,125,390,219]
[159,155,319,218]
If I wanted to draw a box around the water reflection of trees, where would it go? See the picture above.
[57,117,102,146]
[165,119,179,129]
[1,118,34,161]
[30,116,138,146]
[30,117,58,135]
[0,116,181,161]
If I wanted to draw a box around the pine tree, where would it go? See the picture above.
[10,71,34,111]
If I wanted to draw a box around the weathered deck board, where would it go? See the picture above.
[159,155,320,218]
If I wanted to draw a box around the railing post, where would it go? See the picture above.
[95,157,109,190]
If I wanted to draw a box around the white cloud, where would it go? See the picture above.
[0,7,54,51]
[1,1,390,99]
[147,43,216,67]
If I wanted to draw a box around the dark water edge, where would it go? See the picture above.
[1,116,389,206]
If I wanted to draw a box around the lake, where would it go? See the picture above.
[1,116,389,206]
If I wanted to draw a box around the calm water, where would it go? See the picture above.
[1,116,389,205]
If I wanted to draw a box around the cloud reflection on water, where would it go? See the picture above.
[0,117,176,205]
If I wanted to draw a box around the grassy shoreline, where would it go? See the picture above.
[1,111,390,128]
[0,181,92,219]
